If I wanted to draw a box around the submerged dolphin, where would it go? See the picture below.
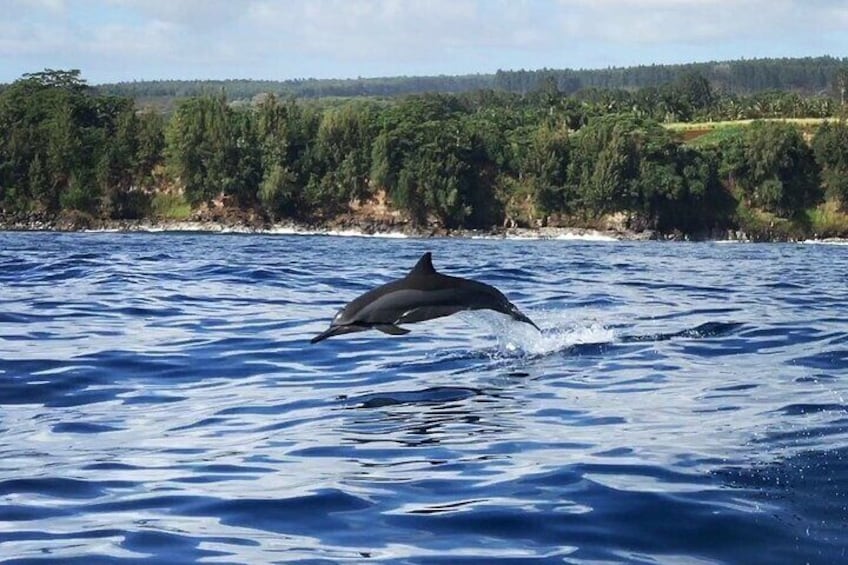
[311,252,540,344]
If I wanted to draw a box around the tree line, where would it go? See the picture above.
[494,56,848,96]
[2,69,848,238]
[88,56,848,108]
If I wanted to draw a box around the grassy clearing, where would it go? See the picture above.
[734,203,805,241]
[806,200,848,238]
[665,118,831,132]
[666,118,835,144]
[732,199,848,241]
[150,192,192,220]
[684,125,748,147]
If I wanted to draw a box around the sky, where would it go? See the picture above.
[1,0,847,84]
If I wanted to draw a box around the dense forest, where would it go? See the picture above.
[2,67,848,240]
[89,56,848,110]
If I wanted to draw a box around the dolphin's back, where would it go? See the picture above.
[346,271,507,326]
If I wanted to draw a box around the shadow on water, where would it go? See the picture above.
[617,321,744,343]
[331,372,537,451]
[341,385,483,409]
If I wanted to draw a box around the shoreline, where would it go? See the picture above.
[0,217,777,243]
[1,214,845,243]
[0,217,632,241]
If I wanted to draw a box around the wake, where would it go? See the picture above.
[456,311,743,360]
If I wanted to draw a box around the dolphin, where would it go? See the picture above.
[311,252,540,344]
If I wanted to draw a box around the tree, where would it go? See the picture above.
[673,71,714,115]
[737,121,822,215]
[568,114,642,216]
[22,69,88,92]
[0,69,163,215]
[835,67,848,107]
[812,121,848,208]
[165,95,260,206]
[254,95,320,218]
[44,96,84,210]
[518,123,570,214]
[309,101,378,213]
[369,96,462,224]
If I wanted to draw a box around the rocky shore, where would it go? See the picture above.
[0,210,799,242]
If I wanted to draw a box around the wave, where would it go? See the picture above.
[3,232,846,564]
[470,229,620,242]
[267,226,409,238]
[456,310,742,360]
[801,238,848,246]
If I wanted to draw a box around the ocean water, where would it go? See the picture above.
[1,232,847,564]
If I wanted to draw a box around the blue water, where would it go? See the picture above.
[1,232,847,564]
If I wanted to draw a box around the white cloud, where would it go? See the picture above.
[85,19,179,59]
[0,0,846,82]
[15,0,66,13]
[105,0,245,30]
[552,0,777,43]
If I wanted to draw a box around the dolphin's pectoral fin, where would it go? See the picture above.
[374,324,411,336]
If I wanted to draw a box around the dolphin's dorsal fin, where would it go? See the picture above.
[408,252,436,277]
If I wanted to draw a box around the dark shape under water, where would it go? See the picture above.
[311,252,540,344]
[619,321,744,343]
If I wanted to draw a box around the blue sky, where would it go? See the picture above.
[2,0,847,84]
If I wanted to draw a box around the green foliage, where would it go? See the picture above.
[150,192,191,219]
[4,67,848,240]
[0,69,163,216]
[686,124,748,148]
[258,164,297,218]
[165,95,260,206]
[254,94,319,218]
[308,101,379,213]
[835,68,848,106]
[568,114,643,215]
[369,95,460,224]
[517,123,571,214]
[59,170,99,213]
[673,72,715,114]
[806,201,848,237]
[811,121,848,208]
[368,95,502,228]
[96,56,848,107]
[727,121,822,215]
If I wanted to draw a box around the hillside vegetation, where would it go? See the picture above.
[87,56,848,112]
[2,67,848,239]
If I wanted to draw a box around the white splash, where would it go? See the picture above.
[266,225,408,238]
[801,239,848,246]
[500,321,614,357]
[460,310,615,357]
[553,232,619,242]
[470,229,619,242]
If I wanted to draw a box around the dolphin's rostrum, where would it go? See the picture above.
[311,252,540,344]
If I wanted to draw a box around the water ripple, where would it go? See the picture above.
[1,232,847,562]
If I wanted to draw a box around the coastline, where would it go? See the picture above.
[0,215,629,241]
[1,212,844,243]
[0,215,735,242]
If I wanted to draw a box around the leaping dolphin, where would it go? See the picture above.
[311,252,540,344]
